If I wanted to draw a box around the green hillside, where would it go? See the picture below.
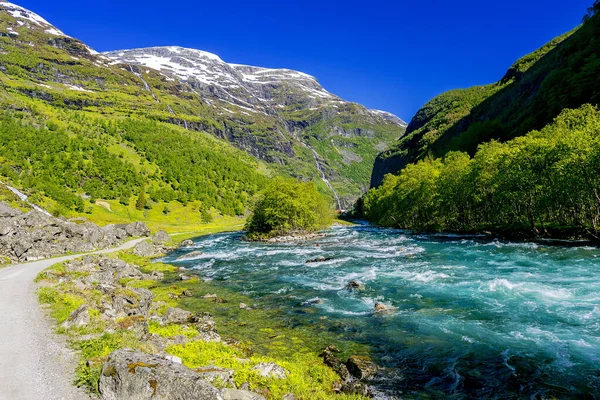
[371,12,600,187]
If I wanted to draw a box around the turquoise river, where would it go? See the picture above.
[163,224,600,399]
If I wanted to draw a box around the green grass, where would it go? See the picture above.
[35,234,371,399]
[64,198,246,234]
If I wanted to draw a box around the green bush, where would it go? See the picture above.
[246,177,332,239]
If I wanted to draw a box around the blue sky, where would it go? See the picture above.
[15,0,591,120]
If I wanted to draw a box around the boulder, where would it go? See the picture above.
[153,230,171,245]
[320,346,351,383]
[180,239,194,247]
[283,395,297,400]
[251,362,288,379]
[345,280,365,291]
[346,356,377,380]
[306,257,333,264]
[0,202,22,218]
[176,250,204,261]
[374,302,397,314]
[220,389,266,400]
[163,308,195,325]
[133,241,158,258]
[193,366,236,388]
[125,222,151,238]
[61,304,90,329]
[165,355,182,364]
[239,303,251,310]
[99,349,221,400]
[112,289,153,318]
[179,273,193,281]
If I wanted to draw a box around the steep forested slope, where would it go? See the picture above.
[0,2,405,211]
[371,13,600,187]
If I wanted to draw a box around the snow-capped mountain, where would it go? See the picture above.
[0,1,407,207]
[104,46,406,126]
[1,1,67,37]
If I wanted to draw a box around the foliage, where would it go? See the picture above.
[245,177,333,239]
[374,12,600,185]
[584,0,600,22]
[135,188,146,211]
[364,105,600,237]
[36,246,369,400]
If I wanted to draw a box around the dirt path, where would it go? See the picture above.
[0,238,147,400]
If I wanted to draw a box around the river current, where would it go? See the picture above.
[163,225,600,399]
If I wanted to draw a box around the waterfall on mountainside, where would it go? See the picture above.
[303,143,343,210]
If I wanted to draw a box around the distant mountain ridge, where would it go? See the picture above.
[0,1,406,208]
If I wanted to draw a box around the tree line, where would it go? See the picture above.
[362,105,600,238]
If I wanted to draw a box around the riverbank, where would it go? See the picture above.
[35,230,373,399]
[0,238,148,400]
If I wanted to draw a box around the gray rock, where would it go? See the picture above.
[61,304,90,329]
[251,362,288,379]
[99,349,221,400]
[133,241,158,258]
[0,202,22,217]
[179,273,193,281]
[220,389,266,400]
[164,308,195,324]
[180,239,194,247]
[153,230,171,245]
[283,395,297,400]
[112,289,153,318]
[125,222,151,237]
[345,280,365,291]
[176,250,204,261]
[0,203,149,262]
[193,366,236,388]
[165,355,182,364]
[374,302,397,314]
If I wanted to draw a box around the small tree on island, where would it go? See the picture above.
[245,177,333,239]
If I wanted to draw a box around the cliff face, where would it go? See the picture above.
[372,14,600,187]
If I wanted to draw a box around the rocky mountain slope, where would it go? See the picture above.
[371,13,600,187]
[0,1,406,209]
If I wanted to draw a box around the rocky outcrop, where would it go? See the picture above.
[320,346,376,397]
[0,203,149,262]
[221,389,265,400]
[99,349,271,400]
[99,349,222,400]
[133,231,175,258]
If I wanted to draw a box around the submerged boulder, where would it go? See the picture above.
[374,302,397,314]
[99,349,221,400]
[345,280,365,291]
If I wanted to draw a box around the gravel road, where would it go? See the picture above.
[0,238,147,400]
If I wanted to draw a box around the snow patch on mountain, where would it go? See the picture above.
[103,46,405,125]
[0,1,67,36]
